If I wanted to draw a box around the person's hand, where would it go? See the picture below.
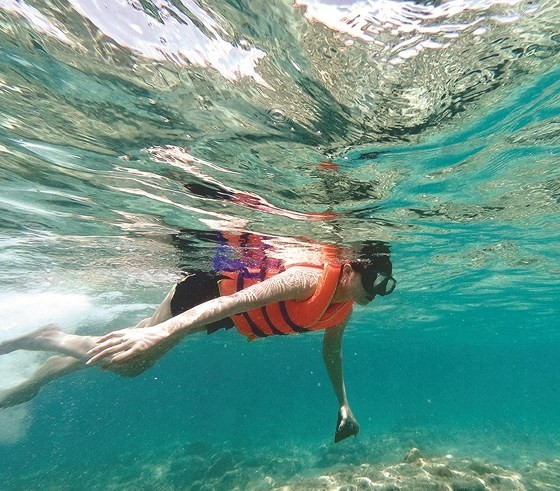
[86,325,169,368]
[334,405,360,443]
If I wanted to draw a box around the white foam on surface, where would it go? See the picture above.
[0,292,92,337]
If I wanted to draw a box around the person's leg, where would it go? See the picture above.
[0,355,83,408]
[0,287,178,408]
[0,286,178,360]
[0,280,223,407]
[0,324,99,360]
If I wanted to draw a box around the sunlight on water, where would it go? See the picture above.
[0,0,559,488]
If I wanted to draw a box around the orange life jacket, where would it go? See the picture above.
[218,263,353,340]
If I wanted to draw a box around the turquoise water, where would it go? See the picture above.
[0,0,559,488]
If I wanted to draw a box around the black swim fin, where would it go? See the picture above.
[334,410,359,443]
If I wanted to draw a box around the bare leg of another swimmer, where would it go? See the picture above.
[0,356,83,408]
[0,287,178,408]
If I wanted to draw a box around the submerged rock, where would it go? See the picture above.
[402,448,423,464]
[449,476,486,491]
[424,463,453,478]
[206,450,236,478]
[468,461,501,476]
[273,451,537,490]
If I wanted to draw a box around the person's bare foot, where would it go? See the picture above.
[0,325,60,355]
[0,381,39,408]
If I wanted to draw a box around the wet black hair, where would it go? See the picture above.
[348,241,392,277]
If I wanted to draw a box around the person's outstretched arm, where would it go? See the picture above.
[322,319,359,443]
[87,267,320,368]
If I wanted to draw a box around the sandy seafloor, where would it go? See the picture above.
[7,430,560,490]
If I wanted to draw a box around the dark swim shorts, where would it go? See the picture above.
[170,271,235,334]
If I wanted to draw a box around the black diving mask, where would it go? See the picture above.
[361,270,396,299]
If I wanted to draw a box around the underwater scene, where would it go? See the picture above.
[0,0,559,489]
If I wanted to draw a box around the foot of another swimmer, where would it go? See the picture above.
[334,408,360,443]
[0,324,61,355]
[0,381,40,408]
[0,355,85,408]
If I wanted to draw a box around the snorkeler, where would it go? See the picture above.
[0,236,395,443]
